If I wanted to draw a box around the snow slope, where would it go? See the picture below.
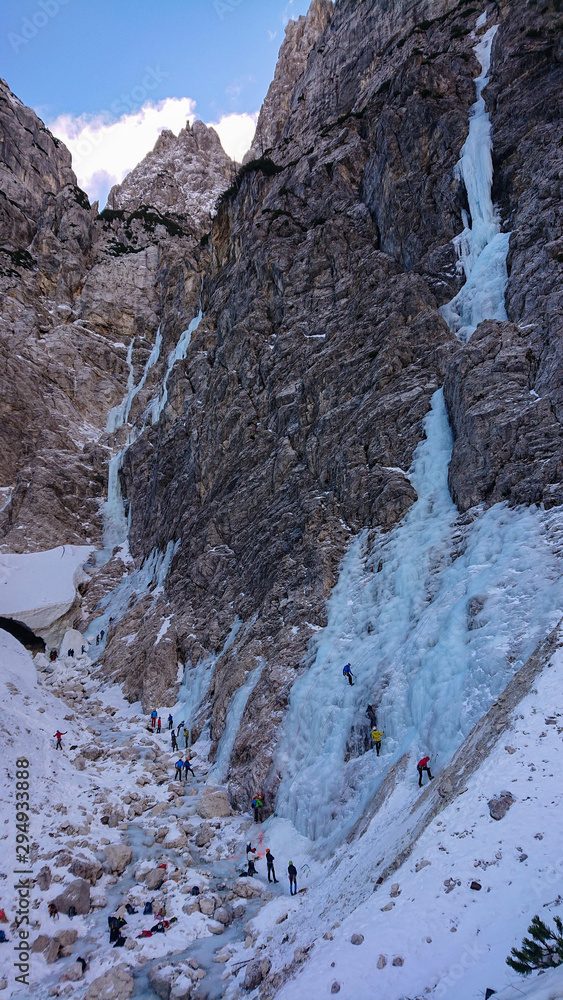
[236,640,563,1000]
[0,546,92,635]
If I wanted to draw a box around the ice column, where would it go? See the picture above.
[146,310,203,425]
[440,24,510,342]
[207,661,264,785]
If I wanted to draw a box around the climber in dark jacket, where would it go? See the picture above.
[266,849,279,883]
[343,663,354,686]
[288,861,297,895]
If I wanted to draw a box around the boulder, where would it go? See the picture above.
[331,984,341,994]
[50,878,90,916]
[44,938,62,964]
[488,792,515,820]
[233,878,262,899]
[31,934,51,953]
[148,965,174,1000]
[69,857,103,884]
[415,860,431,872]
[208,919,224,935]
[103,844,133,875]
[144,868,167,890]
[55,929,78,948]
[214,907,231,925]
[198,895,215,916]
[195,824,213,848]
[351,933,364,945]
[85,964,135,1000]
[392,956,404,967]
[36,865,52,890]
[377,955,386,969]
[243,959,263,990]
[60,962,84,982]
[196,787,232,819]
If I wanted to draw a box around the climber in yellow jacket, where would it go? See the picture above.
[371,728,384,756]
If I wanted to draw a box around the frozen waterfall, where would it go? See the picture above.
[275,390,563,847]
[440,23,510,342]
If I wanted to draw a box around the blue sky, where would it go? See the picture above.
[1,0,312,203]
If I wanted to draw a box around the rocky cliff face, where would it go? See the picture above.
[0,0,561,819]
[114,0,562,807]
[0,82,233,555]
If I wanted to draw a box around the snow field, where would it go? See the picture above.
[0,546,93,636]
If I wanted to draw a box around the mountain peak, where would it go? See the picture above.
[107,118,234,232]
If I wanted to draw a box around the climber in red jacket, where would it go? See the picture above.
[417,755,433,787]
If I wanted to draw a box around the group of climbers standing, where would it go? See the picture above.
[245,840,298,894]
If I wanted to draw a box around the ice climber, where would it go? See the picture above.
[252,794,264,823]
[171,732,178,751]
[366,704,377,727]
[176,720,184,737]
[150,709,157,729]
[174,758,184,781]
[183,758,194,778]
[343,663,354,686]
[288,861,297,895]
[53,731,66,750]
[371,728,384,755]
[266,849,279,883]
[168,714,173,730]
[184,727,190,748]
[157,717,162,733]
[417,755,433,787]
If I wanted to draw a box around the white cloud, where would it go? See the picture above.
[208,111,258,163]
[49,97,196,207]
[48,99,257,207]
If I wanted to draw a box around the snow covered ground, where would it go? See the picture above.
[0,546,92,637]
[235,642,563,1000]
[1,608,562,1000]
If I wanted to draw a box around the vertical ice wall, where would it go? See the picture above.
[275,391,563,846]
[440,23,510,342]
